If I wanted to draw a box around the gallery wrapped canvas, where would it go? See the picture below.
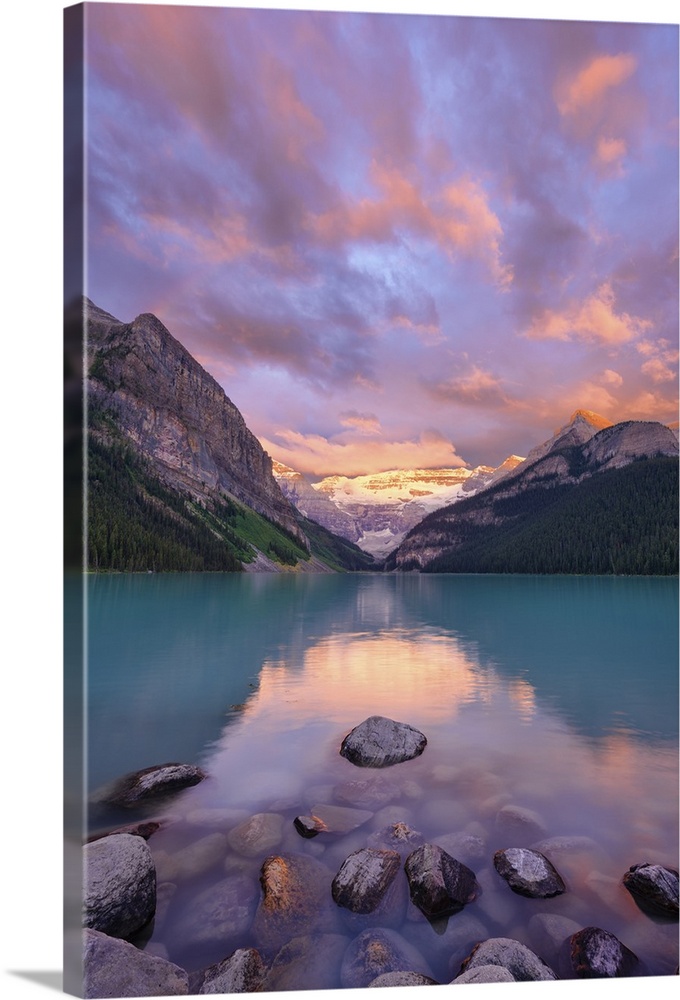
[64,2,679,998]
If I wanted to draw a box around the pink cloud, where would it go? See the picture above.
[594,136,627,175]
[557,53,638,117]
[525,283,651,345]
[339,411,382,435]
[260,428,466,478]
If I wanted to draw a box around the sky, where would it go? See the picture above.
[83,2,679,476]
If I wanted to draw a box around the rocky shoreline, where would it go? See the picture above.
[82,717,679,996]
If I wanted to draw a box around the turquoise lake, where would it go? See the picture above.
[86,573,679,984]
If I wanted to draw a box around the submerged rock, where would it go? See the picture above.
[294,803,373,838]
[194,948,266,994]
[622,863,679,919]
[94,763,206,807]
[340,716,427,768]
[494,804,547,846]
[433,829,487,866]
[334,776,400,809]
[494,848,566,898]
[87,820,162,843]
[227,813,284,857]
[83,929,188,997]
[341,928,431,988]
[528,912,583,966]
[263,933,349,992]
[83,833,156,939]
[459,937,558,982]
[169,873,259,952]
[368,971,439,987]
[567,926,640,978]
[252,853,339,951]
[367,822,425,859]
[332,848,402,914]
[405,843,477,919]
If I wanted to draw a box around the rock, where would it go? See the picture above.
[409,913,488,973]
[226,813,284,857]
[459,937,558,982]
[154,882,177,929]
[367,822,425,859]
[94,763,206,807]
[295,803,373,836]
[334,776,400,808]
[567,926,639,977]
[83,928,188,997]
[83,834,156,939]
[405,844,477,919]
[169,873,258,952]
[252,854,339,952]
[263,933,349,992]
[451,964,516,984]
[87,820,162,843]
[494,848,566,898]
[528,912,583,966]
[340,716,427,768]
[332,848,402,914]
[368,971,439,987]
[433,830,487,866]
[622,863,679,919]
[162,832,228,881]
[494,804,547,846]
[341,928,431,988]
[195,948,266,994]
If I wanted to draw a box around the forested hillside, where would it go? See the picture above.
[390,457,678,576]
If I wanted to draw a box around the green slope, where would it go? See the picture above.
[298,514,375,572]
[396,457,678,576]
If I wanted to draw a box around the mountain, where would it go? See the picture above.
[86,300,373,573]
[386,414,679,575]
[274,459,525,559]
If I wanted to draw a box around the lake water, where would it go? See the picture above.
[86,573,679,985]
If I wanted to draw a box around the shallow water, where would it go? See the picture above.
[87,573,679,985]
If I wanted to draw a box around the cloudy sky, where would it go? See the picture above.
[84,3,678,476]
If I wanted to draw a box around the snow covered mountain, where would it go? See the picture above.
[274,457,525,558]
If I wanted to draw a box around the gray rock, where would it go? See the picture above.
[169,873,258,951]
[341,928,431,988]
[83,929,188,997]
[263,933,349,992]
[87,820,162,843]
[368,971,439,987]
[367,822,425,859]
[494,848,566,898]
[460,937,558,981]
[252,853,339,952]
[298,803,374,835]
[332,848,402,914]
[162,832,228,881]
[83,834,156,939]
[567,926,640,977]
[340,716,427,768]
[197,948,266,994]
[433,830,487,865]
[622,863,679,919]
[226,813,284,857]
[334,776,400,809]
[94,763,206,807]
[451,964,516,984]
[494,804,547,846]
[405,844,477,919]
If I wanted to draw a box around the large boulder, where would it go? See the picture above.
[459,937,557,982]
[567,926,639,978]
[622,863,679,919]
[252,854,339,952]
[405,844,477,919]
[332,848,402,914]
[94,763,206,807]
[493,848,566,898]
[341,928,431,988]
[83,929,188,997]
[83,834,156,939]
[340,716,427,768]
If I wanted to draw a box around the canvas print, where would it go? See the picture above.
[64,2,679,997]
